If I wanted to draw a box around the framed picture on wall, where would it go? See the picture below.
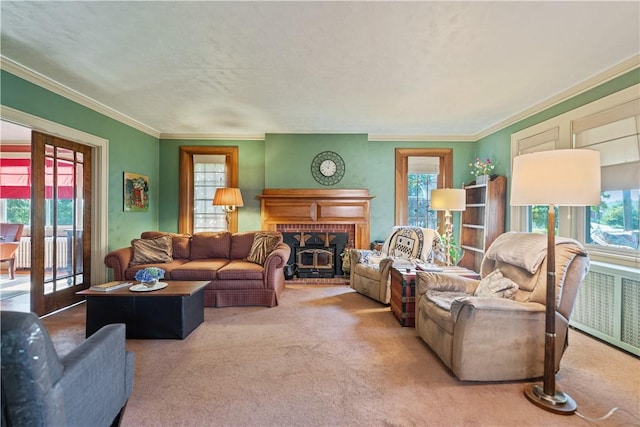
[123,171,149,212]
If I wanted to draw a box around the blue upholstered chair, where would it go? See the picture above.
[1,311,134,427]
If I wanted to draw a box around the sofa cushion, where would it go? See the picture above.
[171,235,191,259]
[129,235,173,266]
[474,268,519,299]
[170,259,229,281]
[246,232,281,265]
[229,232,257,260]
[217,260,264,280]
[141,231,191,259]
[190,232,231,259]
[353,262,382,281]
[125,259,189,280]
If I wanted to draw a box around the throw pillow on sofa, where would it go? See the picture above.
[130,235,173,266]
[474,268,519,299]
[141,231,191,259]
[246,233,281,265]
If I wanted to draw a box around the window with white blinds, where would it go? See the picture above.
[511,83,640,267]
[572,99,639,252]
[193,154,227,233]
[516,127,559,155]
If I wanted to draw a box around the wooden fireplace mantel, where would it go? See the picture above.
[256,189,374,249]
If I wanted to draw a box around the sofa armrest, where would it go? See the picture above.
[377,257,394,277]
[349,248,371,265]
[58,324,134,427]
[416,271,479,296]
[450,297,544,322]
[264,242,289,269]
[263,242,291,289]
[104,247,133,281]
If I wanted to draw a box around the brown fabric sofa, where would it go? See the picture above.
[104,231,291,307]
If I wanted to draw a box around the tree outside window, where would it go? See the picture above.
[588,189,639,250]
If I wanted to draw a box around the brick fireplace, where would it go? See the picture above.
[257,189,374,278]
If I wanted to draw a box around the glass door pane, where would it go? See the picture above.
[32,132,91,315]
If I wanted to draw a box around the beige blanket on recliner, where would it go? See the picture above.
[485,232,583,274]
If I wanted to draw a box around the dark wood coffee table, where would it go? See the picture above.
[78,281,209,339]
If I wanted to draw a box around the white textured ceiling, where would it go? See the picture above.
[1,1,639,138]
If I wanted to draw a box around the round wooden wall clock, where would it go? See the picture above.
[311,151,345,186]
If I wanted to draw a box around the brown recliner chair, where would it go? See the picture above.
[415,232,590,381]
[0,223,24,280]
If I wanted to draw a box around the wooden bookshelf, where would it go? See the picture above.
[458,175,506,272]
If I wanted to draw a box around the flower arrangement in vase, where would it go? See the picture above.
[134,267,165,287]
[469,157,495,184]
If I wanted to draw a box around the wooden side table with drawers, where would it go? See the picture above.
[390,266,480,327]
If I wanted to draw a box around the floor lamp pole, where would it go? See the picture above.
[444,209,453,266]
[524,204,577,415]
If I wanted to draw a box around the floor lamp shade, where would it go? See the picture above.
[510,149,600,415]
[510,149,601,206]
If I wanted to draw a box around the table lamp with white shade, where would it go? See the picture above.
[431,188,466,266]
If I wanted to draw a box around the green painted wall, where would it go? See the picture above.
[264,133,369,188]
[475,68,640,229]
[157,138,266,232]
[157,134,476,242]
[1,70,160,251]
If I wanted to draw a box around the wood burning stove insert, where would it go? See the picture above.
[282,231,349,278]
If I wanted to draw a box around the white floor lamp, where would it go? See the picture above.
[510,149,600,415]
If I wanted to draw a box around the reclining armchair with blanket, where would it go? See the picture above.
[415,232,590,382]
[1,311,135,427]
[349,226,445,304]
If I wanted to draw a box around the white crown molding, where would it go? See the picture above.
[1,56,161,139]
[475,54,640,140]
[159,133,266,141]
[368,134,476,142]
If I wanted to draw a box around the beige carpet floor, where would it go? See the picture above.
[42,285,639,427]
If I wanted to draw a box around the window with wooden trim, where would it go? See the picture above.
[407,156,440,228]
[179,146,239,234]
[193,154,227,233]
[395,148,453,231]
